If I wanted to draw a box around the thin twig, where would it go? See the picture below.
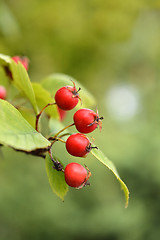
[58,133,72,138]
[48,137,66,144]
[53,123,75,138]
[35,102,56,132]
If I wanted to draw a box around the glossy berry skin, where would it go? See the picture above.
[0,85,6,99]
[66,133,91,157]
[74,108,101,133]
[12,56,29,71]
[64,163,87,188]
[55,86,79,111]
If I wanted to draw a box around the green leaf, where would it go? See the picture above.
[0,53,11,66]
[41,73,96,108]
[0,99,51,153]
[18,107,36,128]
[91,147,129,208]
[32,82,58,119]
[45,153,68,200]
[10,60,38,114]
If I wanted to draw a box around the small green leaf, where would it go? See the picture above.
[91,147,129,208]
[10,60,38,114]
[32,82,58,119]
[0,99,50,153]
[0,53,11,66]
[41,73,96,108]
[45,153,68,200]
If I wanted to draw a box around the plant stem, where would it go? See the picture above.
[35,102,56,132]
[56,138,66,143]
[48,137,66,144]
[48,123,74,146]
[53,123,75,138]
[58,133,72,138]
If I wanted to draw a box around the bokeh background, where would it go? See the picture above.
[0,0,160,239]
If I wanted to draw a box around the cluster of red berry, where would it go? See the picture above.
[54,83,103,189]
[0,55,103,190]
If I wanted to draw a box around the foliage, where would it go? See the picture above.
[0,53,129,207]
[0,1,159,240]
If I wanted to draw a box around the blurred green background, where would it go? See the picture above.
[0,0,160,239]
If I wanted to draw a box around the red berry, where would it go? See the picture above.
[64,163,88,188]
[12,56,29,71]
[0,85,6,99]
[57,106,67,121]
[66,133,91,157]
[55,82,80,111]
[73,108,103,133]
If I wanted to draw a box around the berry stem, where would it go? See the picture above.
[48,133,71,141]
[55,138,66,143]
[58,133,72,138]
[48,136,66,144]
[53,123,75,138]
[35,102,56,132]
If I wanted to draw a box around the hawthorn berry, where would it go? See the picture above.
[55,82,80,111]
[66,133,92,157]
[12,56,29,70]
[0,85,6,99]
[73,108,103,134]
[64,162,90,188]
